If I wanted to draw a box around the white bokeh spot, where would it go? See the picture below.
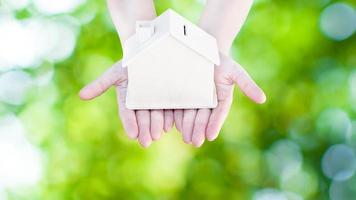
[40,20,77,62]
[0,17,78,71]
[0,114,43,188]
[0,70,32,105]
[266,140,303,179]
[2,0,30,10]
[0,18,41,70]
[33,0,86,15]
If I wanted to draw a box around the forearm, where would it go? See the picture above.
[198,0,254,55]
[107,0,157,43]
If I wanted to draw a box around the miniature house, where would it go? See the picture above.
[122,9,220,109]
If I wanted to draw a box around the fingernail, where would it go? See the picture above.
[151,132,161,141]
[139,135,152,148]
[192,140,203,148]
[79,86,91,100]
[127,133,138,140]
[207,134,218,141]
[183,137,192,144]
[258,92,267,104]
[141,140,151,148]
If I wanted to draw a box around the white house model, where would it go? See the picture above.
[123,9,220,109]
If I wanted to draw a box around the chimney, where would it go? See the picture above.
[136,21,155,43]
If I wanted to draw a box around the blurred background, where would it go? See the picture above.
[0,0,355,199]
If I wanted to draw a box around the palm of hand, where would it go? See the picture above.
[80,63,174,148]
[173,55,265,147]
[79,55,265,148]
[116,74,175,148]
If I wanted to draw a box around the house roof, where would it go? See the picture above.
[122,9,220,67]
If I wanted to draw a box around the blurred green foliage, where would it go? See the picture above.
[1,0,355,200]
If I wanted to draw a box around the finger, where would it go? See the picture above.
[79,61,127,100]
[150,109,164,140]
[206,98,232,141]
[164,110,174,132]
[192,109,211,147]
[116,87,138,139]
[136,110,152,148]
[226,58,266,104]
[182,109,197,144]
[174,109,183,132]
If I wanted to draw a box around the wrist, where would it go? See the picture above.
[198,23,232,56]
[107,0,157,44]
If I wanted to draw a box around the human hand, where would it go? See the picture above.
[174,54,266,147]
[79,61,174,148]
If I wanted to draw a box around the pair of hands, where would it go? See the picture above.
[79,54,266,148]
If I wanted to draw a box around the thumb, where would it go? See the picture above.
[79,61,127,100]
[227,58,266,104]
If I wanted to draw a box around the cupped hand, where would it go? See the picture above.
[79,61,174,148]
[174,54,266,147]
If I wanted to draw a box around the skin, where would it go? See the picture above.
[79,0,266,148]
[80,0,172,148]
[198,0,254,55]
[175,0,265,147]
[175,54,266,147]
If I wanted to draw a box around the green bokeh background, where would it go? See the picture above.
[1,0,355,199]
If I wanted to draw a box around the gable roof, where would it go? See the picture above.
[122,9,220,67]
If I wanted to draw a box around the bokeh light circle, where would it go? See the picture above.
[280,167,318,198]
[289,117,318,150]
[0,114,42,188]
[346,121,356,149]
[2,0,30,10]
[0,70,32,105]
[39,20,78,62]
[0,17,78,70]
[350,70,356,111]
[329,176,356,200]
[0,18,40,70]
[0,189,7,200]
[33,0,86,15]
[253,188,302,200]
[320,3,356,41]
[322,144,356,181]
[266,140,303,179]
[316,108,352,143]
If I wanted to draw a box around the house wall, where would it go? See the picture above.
[126,36,217,109]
